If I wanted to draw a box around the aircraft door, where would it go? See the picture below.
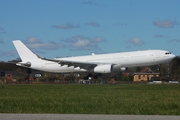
[156,52,160,59]
[124,56,129,61]
[124,54,129,64]
[41,62,45,68]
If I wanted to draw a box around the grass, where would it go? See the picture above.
[0,84,180,115]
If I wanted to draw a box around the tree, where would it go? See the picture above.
[136,67,141,72]
[64,73,77,83]
[171,57,180,79]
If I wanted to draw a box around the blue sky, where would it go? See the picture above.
[0,0,180,61]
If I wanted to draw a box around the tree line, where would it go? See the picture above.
[0,56,180,83]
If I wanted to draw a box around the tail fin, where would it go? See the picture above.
[13,40,38,62]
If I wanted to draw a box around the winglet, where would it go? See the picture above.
[13,40,38,62]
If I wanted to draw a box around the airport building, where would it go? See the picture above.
[133,67,160,82]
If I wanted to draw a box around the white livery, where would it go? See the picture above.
[13,40,175,73]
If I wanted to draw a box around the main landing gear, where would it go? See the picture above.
[83,73,102,80]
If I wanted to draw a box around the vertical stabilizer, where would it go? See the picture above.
[13,40,38,62]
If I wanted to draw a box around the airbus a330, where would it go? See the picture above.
[12,40,175,74]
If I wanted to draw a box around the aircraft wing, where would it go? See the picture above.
[36,54,98,69]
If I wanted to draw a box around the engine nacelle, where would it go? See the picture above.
[94,64,127,73]
[112,64,127,72]
[94,64,112,73]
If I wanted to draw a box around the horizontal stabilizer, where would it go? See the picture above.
[16,62,31,67]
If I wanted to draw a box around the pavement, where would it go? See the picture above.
[0,114,180,120]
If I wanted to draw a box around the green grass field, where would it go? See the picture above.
[0,84,180,115]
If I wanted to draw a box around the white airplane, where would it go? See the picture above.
[12,40,175,73]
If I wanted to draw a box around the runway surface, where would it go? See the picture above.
[0,114,180,120]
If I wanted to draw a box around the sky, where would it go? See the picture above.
[0,0,180,61]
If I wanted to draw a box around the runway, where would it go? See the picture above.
[0,114,180,120]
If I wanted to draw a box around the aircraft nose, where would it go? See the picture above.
[170,53,176,60]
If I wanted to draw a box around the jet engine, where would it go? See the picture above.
[94,64,127,73]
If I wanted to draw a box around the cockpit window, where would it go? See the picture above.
[165,52,171,55]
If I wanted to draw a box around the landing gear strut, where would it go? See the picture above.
[83,73,102,80]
